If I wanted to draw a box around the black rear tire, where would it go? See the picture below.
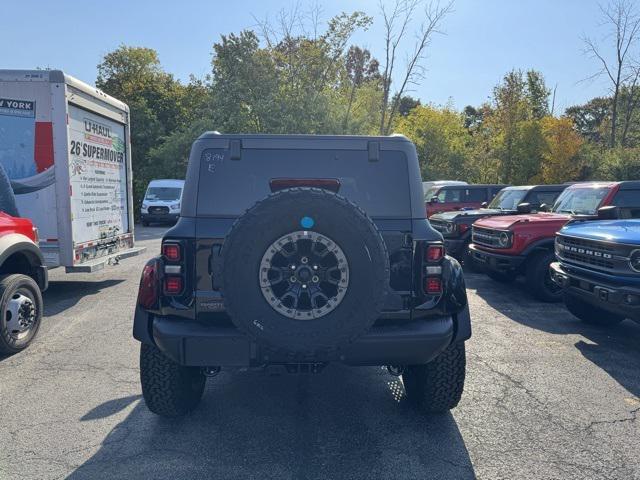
[140,343,206,417]
[402,342,466,413]
[563,293,624,327]
[525,250,562,302]
[0,274,43,355]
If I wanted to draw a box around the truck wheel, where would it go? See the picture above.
[563,293,624,327]
[525,250,562,302]
[221,187,389,356]
[402,342,466,413]
[486,270,515,283]
[0,274,43,355]
[140,343,206,417]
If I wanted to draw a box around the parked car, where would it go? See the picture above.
[430,184,569,266]
[425,184,508,217]
[141,179,185,226]
[133,133,472,417]
[422,180,467,195]
[550,204,640,327]
[469,181,640,302]
[0,69,144,273]
[0,165,47,354]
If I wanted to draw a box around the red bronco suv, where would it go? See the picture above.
[0,168,47,354]
[469,182,634,302]
[425,184,507,217]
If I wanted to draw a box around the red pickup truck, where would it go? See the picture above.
[469,181,638,302]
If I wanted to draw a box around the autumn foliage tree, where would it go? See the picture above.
[540,117,584,183]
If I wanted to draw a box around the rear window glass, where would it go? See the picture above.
[436,188,462,202]
[612,189,640,207]
[196,148,411,217]
[466,188,487,202]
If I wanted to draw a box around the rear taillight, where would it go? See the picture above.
[161,240,185,297]
[422,242,445,296]
[425,277,442,294]
[138,259,159,309]
[425,245,444,262]
[164,276,183,295]
[162,243,181,261]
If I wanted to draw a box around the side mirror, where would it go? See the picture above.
[430,196,440,204]
[516,202,532,214]
[539,203,550,212]
[481,201,488,208]
[597,205,619,220]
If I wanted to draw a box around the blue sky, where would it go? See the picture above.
[1,0,613,112]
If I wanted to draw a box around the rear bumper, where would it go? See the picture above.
[550,262,640,322]
[141,212,179,223]
[134,305,471,367]
[468,244,525,272]
[65,246,146,273]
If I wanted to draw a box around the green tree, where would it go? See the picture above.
[540,116,584,183]
[96,45,209,213]
[396,105,471,180]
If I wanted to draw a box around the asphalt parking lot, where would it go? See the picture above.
[1,225,639,480]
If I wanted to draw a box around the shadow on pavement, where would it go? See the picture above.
[134,224,172,241]
[68,365,475,480]
[43,279,126,317]
[468,272,640,398]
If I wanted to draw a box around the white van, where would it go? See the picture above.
[141,179,184,226]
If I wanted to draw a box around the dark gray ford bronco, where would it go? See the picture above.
[133,133,471,417]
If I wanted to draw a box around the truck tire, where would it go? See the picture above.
[221,187,389,356]
[526,250,562,302]
[563,293,624,327]
[0,164,19,217]
[0,274,43,354]
[140,343,206,417]
[402,342,466,413]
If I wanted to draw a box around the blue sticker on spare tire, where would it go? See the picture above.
[301,216,314,229]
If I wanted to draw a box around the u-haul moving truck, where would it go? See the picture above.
[0,69,144,272]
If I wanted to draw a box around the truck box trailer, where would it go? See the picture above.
[0,69,144,272]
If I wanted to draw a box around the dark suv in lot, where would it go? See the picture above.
[133,134,471,417]
[429,184,569,265]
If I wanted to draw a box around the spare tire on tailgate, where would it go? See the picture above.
[221,187,389,357]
